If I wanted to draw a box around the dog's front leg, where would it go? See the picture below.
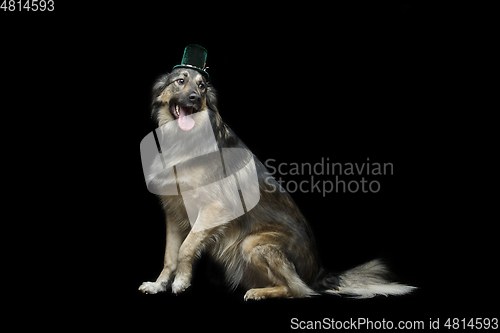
[170,228,211,294]
[139,215,186,294]
[171,204,225,294]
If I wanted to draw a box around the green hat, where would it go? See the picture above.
[172,44,209,78]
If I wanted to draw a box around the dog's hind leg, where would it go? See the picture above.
[241,235,315,301]
[244,286,290,301]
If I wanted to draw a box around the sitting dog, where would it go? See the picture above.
[139,45,415,300]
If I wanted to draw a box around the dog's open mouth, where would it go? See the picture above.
[171,103,196,131]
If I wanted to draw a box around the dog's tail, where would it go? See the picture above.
[319,259,416,299]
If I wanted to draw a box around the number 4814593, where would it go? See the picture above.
[1,0,55,11]
[444,318,498,330]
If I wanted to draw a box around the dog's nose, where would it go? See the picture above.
[189,93,201,103]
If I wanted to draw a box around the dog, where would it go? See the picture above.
[138,67,416,300]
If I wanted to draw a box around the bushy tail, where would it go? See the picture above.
[324,259,416,299]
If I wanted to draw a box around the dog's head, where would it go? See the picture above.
[151,68,218,129]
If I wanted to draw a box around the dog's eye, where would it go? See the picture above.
[198,83,205,90]
[177,79,184,85]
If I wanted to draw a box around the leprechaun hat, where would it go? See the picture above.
[172,44,209,78]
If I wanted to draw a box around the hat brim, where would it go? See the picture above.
[172,65,209,78]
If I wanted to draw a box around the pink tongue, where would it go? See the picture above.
[177,107,195,131]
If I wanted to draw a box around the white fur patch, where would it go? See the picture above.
[138,281,167,294]
[171,273,191,294]
[328,259,417,298]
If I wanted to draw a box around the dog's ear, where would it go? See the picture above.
[151,73,170,123]
[206,83,219,113]
[152,73,170,105]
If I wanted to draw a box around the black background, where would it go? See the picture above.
[2,2,496,331]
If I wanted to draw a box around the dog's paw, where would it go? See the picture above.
[171,274,191,294]
[138,281,166,294]
[244,289,266,301]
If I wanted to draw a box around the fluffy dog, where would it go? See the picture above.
[139,67,415,300]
